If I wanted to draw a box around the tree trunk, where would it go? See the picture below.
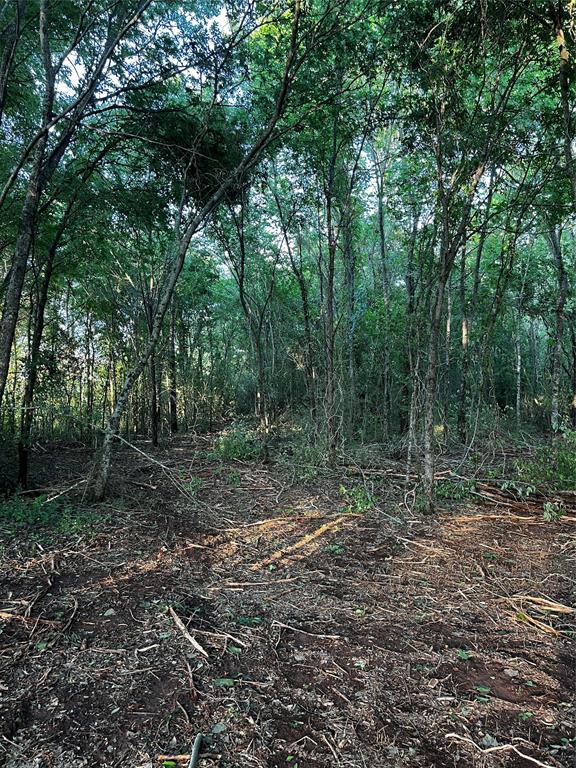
[149,352,159,446]
[423,267,450,511]
[169,301,178,434]
[548,226,567,431]
[0,0,25,126]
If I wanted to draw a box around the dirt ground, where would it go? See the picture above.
[0,435,575,768]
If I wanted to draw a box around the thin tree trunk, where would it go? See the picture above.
[169,302,178,434]
[149,352,158,446]
[548,226,567,431]
[0,0,25,126]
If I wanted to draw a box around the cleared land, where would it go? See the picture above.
[0,435,574,767]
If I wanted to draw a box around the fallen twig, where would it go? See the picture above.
[169,606,209,658]
[445,732,558,768]
[272,619,341,640]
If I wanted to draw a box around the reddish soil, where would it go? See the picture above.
[0,435,574,767]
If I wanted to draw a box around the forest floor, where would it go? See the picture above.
[0,432,575,768]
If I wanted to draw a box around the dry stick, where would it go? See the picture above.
[169,606,209,658]
[445,732,558,768]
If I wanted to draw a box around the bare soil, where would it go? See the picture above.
[0,435,574,767]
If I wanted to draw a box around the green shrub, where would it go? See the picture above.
[212,425,264,461]
[288,440,328,481]
[339,484,375,514]
[0,493,100,533]
[435,478,476,500]
[517,430,576,491]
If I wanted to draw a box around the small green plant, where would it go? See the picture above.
[0,494,99,533]
[287,439,328,481]
[517,430,576,491]
[519,711,534,722]
[474,684,491,702]
[436,479,476,500]
[227,469,241,486]
[184,476,203,496]
[235,615,262,627]
[339,484,375,514]
[543,501,566,522]
[326,543,345,555]
[457,649,471,661]
[501,480,535,497]
[213,426,264,461]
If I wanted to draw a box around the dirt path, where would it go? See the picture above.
[0,438,575,767]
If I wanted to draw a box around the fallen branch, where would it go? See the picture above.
[169,606,209,658]
[445,732,558,768]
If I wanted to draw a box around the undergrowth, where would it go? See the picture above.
[211,424,264,461]
[516,429,576,491]
[0,493,101,534]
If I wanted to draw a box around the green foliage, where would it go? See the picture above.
[0,494,99,534]
[227,469,242,486]
[435,479,476,501]
[517,431,576,491]
[287,438,328,481]
[184,476,204,496]
[542,502,566,522]
[500,480,536,497]
[212,426,264,461]
[339,484,375,514]
[234,615,262,627]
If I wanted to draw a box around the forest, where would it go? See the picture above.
[0,1,575,767]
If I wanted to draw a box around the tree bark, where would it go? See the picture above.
[169,301,178,434]
[547,226,567,431]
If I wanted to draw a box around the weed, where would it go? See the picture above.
[0,493,100,534]
[516,429,576,491]
[235,615,262,627]
[543,501,566,522]
[436,478,476,500]
[501,479,536,497]
[184,476,203,496]
[519,711,534,722]
[474,684,491,702]
[227,469,241,486]
[457,649,471,661]
[287,440,328,481]
[339,484,375,514]
[326,543,345,555]
[212,426,264,461]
